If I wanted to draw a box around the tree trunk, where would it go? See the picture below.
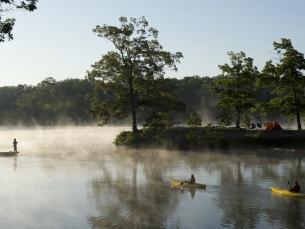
[128,71,138,133]
[296,112,302,130]
[236,112,241,128]
[131,107,138,133]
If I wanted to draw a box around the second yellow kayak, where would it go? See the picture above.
[171,179,206,189]
[271,187,305,198]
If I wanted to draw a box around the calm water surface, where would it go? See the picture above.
[0,127,304,229]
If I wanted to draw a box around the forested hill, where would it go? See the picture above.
[0,77,94,125]
[0,76,219,125]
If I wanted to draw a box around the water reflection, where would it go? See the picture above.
[86,149,305,229]
[214,152,305,229]
[216,161,261,229]
[14,156,17,171]
[87,150,181,228]
[0,127,304,228]
[264,197,305,229]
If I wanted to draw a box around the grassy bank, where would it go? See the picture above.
[115,127,305,150]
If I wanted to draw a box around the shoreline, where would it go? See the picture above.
[115,127,305,151]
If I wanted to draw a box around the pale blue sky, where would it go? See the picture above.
[0,0,305,85]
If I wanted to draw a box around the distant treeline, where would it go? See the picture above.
[0,76,280,126]
[0,77,94,125]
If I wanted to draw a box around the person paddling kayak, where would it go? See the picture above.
[189,174,196,184]
[181,174,196,185]
[289,180,300,193]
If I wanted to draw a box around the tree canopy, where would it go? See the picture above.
[0,76,219,126]
[0,0,38,42]
[259,38,305,130]
[213,51,258,128]
[187,112,202,127]
[87,17,183,133]
[0,75,294,127]
[0,78,94,125]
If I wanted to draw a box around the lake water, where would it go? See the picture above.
[0,127,304,229]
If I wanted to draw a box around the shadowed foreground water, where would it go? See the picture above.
[0,127,304,229]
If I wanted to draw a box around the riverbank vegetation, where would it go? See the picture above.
[115,126,305,150]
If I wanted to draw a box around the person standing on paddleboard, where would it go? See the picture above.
[13,139,18,152]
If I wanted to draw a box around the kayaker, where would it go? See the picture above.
[180,174,196,185]
[289,181,300,193]
[13,138,18,152]
[188,174,196,184]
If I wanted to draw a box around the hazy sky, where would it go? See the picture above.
[0,0,305,85]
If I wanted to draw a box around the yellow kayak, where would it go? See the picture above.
[171,179,206,189]
[271,187,305,198]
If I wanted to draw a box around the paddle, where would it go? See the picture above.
[172,178,186,186]
[181,179,192,186]
[181,179,189,185]
[180,177,191,185]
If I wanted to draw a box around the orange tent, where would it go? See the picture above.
[263,122,282,130]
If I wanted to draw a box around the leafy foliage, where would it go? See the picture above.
[173,76,216,121]
[143,112,172,138]
[115,112,173,146]
[213,51,258,128]
[185,127,225,149]
[87,17,183,133]
[0,0,37,42]
[114,131,144,146]
[0,78,94,125]
[187,112,202,127]
[259,38,305,129]
[0,75,280,126]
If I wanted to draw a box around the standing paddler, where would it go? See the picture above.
[13,138,18,153]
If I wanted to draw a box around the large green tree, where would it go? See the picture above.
[213,51,258,128]
[87,17,183,133]
[0,0,37,42]
[260,38,305,130]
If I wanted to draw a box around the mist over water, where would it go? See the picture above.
[0,127,304,229]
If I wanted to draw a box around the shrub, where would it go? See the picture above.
[114,131,137,146]
[143,112,172,138]
[187,112,202,127]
